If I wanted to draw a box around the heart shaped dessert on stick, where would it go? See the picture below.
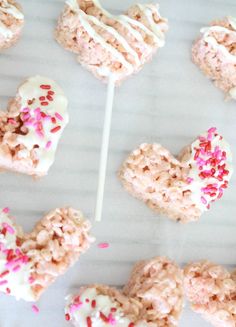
[0,207,93,302]
[65,257,184,326]
[184,261,236,327]
[0,0,24,49]
[192,16,236,100]
[56,0,168,221]
[119,128,233,223]
[55,0,168,84]
[0,75,69,177]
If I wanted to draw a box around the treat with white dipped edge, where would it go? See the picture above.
[119,128,233,223]
[55,0,168,84]
[0,75,69,177]
[0,207,93,302]
[0,0,24,49]
[184,261,236,327]
[192,16,236,100]
[65,257,184,327]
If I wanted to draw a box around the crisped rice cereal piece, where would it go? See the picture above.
[118,128,233,223]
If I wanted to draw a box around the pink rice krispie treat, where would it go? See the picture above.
[55,0,168,84]
[119,128,233,223]
[65,256,184,326]
[184,261,236,327]
[0,0,24,50]
[192,16,236,100]
[0,207,93,302]
[0,75,69,177]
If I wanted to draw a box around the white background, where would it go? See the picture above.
[0,0,236,326]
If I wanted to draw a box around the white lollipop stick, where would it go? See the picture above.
[95,75,116,222]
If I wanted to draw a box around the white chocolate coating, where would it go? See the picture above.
[15,75,69,174]
[0,210,35,301]
[186,129,233,212]
[65,287,148,327]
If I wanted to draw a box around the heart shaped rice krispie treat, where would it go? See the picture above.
[119,128,233,223]
[0,0,24,49]
[192,16,236,100]
[184,261,236,327]
[55,0,168,84]
[0,207,93,301]
[0,75,69,177]
[65,257,184,327]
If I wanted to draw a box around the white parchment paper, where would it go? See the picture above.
[0,0,235,326]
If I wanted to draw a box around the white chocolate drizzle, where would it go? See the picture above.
[66,0,167,78]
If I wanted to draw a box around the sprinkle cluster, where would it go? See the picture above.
[190,127,230,209]
[0,209,31,295]
[66,294,135,326]
[9,84,64,150]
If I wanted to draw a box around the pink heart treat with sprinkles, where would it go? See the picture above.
[0,75,69,177]
[65,257,184,327]
[0,207,93,302]
[119,128,233,223]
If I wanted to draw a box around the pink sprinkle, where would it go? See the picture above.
[34,108,41,114]
[23,113,30,121]
[2,207,9,214]
[108,314,116,325]
[187,177,193,184]
[55,112,63,121]
[98,242,109,249]
[45,141,52,149]
[70,303,83,313]
[2,223,14,235]
[36,113,42,121]
[29,276,35,284]
[201,196,207,205]
[8,118,17,125]
[208,127,217,134]
[36,130,44,138]
[0,280,8,286]
[21,107,29,113]
[32,305,39,314]
[13,265,21,272]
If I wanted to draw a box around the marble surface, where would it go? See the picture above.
[0,0,236,326]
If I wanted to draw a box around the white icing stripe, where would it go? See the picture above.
[85,14,140,66]
[0,20,13,37]
[136,4,165,45]
[91,0,158,44]
[66,0,166,76]
[227,16,236,30]
[78,11,133,73]
[201,25,236,63]
[66,0,136,70]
